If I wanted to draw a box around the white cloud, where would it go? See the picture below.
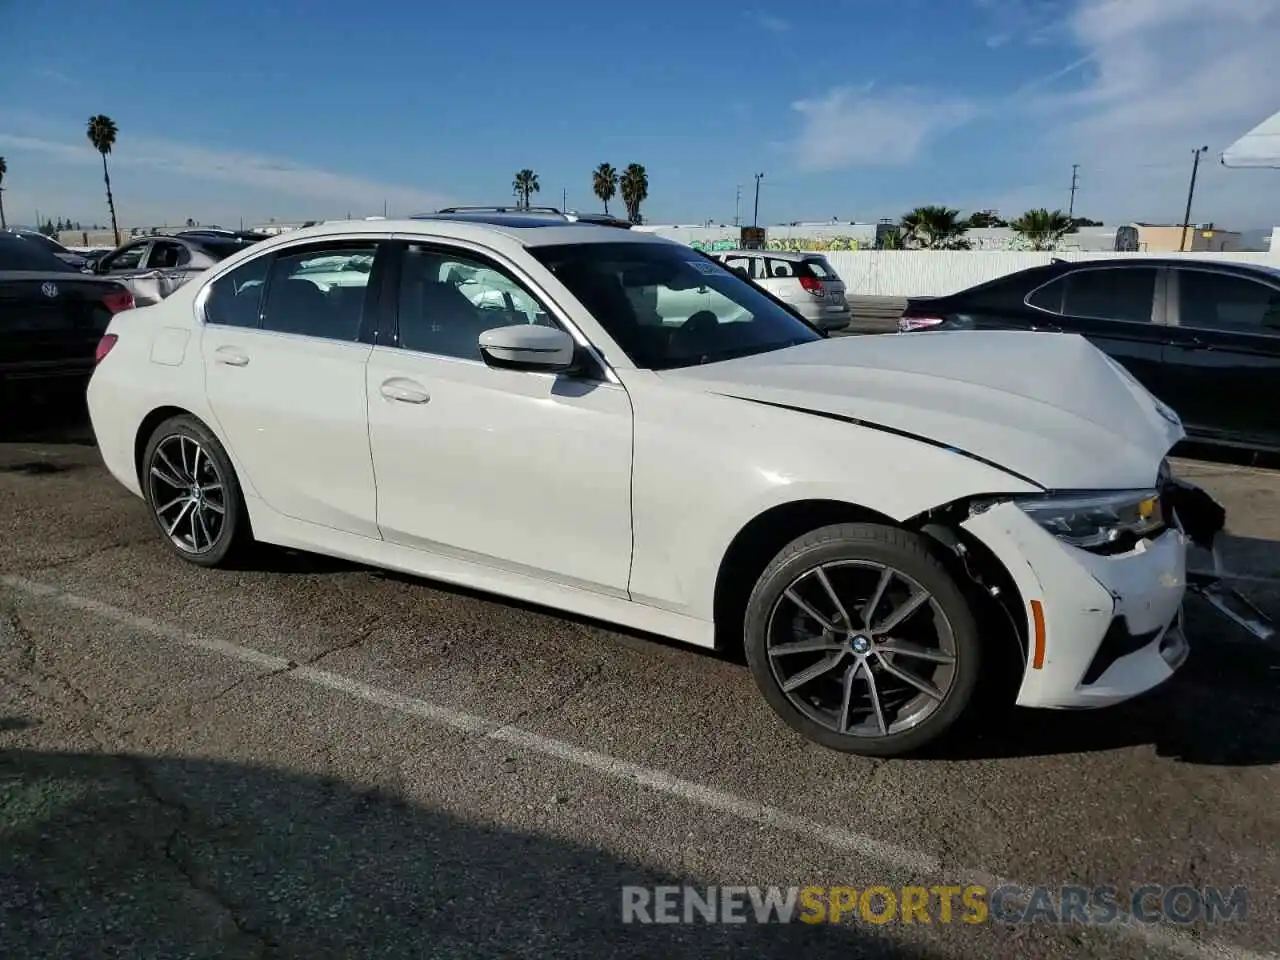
[750,11,790,33]
[0,119,450,226]
[790,86,978,171]
[1022,0,1280,225]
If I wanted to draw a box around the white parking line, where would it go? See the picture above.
[0,573,1272,960]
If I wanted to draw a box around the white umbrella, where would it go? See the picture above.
[1221,109,1280,168]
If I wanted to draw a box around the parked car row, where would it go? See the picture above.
[898,257,1280,454]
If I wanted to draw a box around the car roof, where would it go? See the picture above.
[711,248,824,261]
[236,217,674,252]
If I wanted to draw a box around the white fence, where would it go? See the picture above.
[822,250,1280,298]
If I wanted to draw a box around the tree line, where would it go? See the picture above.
[885,205,1104,251]
[511,163,651,223]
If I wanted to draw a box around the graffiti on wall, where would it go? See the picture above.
[687,236,863,253]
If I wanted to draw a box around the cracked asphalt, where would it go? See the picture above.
[1,405,1278,959]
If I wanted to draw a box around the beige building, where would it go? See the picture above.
[1130,223,1242,253]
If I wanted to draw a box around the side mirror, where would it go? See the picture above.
[479,324,577,373]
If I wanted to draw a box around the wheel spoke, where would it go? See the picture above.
[878,639,956,664]
[156,494,191,515]
[200,482,222,494]
[784,587,837,633]
[813,566,851,628]
[860,658,889,735]
[780,651,845,692]
[770,637,845,657]
[873,588,930,635]
[863,567,893,630]
[875,652,943,700]
[194,505,213,550]
[165,499,195,537]
[838,663,857,733]
[191,443,204,482]
[154,449,186,485]
[202,498,225,515]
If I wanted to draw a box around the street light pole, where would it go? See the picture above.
[752,172,764,227]
[1179,146,1208,252]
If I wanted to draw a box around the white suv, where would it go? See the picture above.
[711,249,850,331]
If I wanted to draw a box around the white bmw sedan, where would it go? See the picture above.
[87,215,1196,756]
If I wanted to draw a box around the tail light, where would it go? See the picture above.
[798,275,825,298]
[898,315,947,332]
[94,334,118,364]
[102,289,135,314]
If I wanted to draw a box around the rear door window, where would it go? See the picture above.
[260,244,379,341]
[1178,270,1280,335]
[1061,267,1157,323]
[802,257,839,280]
[145,241,189,270]
[764,258,796,279]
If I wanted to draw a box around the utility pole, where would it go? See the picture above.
[734,184,742,227]
[1068,164,1079,219]
[752,172,764,228]
[562,187,567,212]
[1179,146,1209,252]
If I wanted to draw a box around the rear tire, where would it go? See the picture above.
[141,415,250,568]
[744,522,981,757]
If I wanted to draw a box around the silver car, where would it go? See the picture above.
[90,233,262,305]
[710,249,850,331]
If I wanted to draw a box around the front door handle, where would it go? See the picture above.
[214,345,249,367]
[380,377,430,404]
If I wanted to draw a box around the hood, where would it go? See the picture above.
[661,331,1184,491]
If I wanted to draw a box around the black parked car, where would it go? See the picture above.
[898,257,1280,454]
[0,232,135,407]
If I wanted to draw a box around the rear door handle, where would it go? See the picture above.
[214,345,249,367]
[380,377,430,404]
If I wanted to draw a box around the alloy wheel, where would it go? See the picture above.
[765,560,958,738]
[147,433,227,555]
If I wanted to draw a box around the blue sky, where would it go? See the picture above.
[2,0,1279,229]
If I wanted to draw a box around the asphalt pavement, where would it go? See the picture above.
[1,406,1278,959]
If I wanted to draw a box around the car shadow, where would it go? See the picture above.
[0,747,938,960]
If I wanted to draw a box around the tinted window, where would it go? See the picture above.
[0,235,76,272]
[396,245,556,359]
[1179,270,1280,335]
[204,255,271,328]
[1027,275,1066,313]
[103,243,147,272]
[259,244,377,340]
[1062,267,1156,323]
[765,258,796,279]
[531,241,821,370]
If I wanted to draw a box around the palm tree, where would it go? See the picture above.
[512,169,540,210]
[619,163,649,224]
[1009,207,1076,251]
[592,163,618,214]
[0,156,7,230]
[87,115,121,245]
[899,205,970,249]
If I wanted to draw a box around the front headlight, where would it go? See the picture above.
[1014,490,1164,550]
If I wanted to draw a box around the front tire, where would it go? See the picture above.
[141,415,250,567]
[744,523,981,757]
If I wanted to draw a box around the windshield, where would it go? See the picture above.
[530,241,821,369]
[0,235,78,272]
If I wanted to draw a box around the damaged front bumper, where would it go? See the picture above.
[1163,477,1277,643]
[960,479,1274,711]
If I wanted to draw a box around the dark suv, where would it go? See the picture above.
[898,258,1280,454]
